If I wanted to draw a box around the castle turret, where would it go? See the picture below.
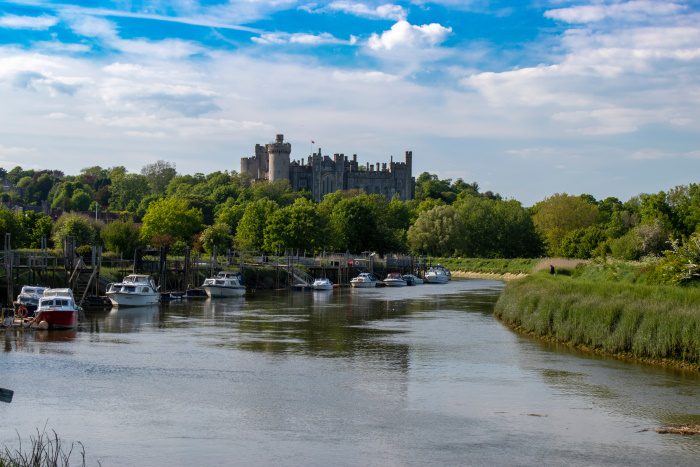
[267,134,291,183]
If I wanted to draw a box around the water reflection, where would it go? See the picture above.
[103,305,160,333]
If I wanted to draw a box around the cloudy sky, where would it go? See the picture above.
[0,0,698,204]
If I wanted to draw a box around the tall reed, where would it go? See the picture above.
[494,274,700,365]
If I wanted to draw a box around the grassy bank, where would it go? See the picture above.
[494,273,700,368]
[431,257,538,275]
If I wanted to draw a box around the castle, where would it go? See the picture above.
[240,134,414,202]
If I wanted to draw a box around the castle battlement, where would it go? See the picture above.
[240,134,414,201]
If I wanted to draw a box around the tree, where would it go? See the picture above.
[216,201,246,234]
[16,210,53,248]
[101,220,141,257]
[199,223,233,254]
[0,207,21,247]
[407,205,462,256]
[235,198,278,251]
[71,189,92,211]
[140,197,203,247]
[52,213,102,249]
[109,173,150,212]
[532,193,599,256]
[141,160,177,195]
[263,198,324,254]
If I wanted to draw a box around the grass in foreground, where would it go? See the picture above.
[494,273,700,366]
[431,257,538,275]
[0,429,87,467]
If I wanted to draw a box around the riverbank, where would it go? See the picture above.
[494,273,700,371]
[451,270,527,281]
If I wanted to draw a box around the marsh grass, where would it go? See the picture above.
[0,428,87,467]
[432,257,538,275]
[495,273,700,365]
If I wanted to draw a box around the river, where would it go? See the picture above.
[1,280,699,466]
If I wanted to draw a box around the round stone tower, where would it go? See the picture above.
[267,134,291,183]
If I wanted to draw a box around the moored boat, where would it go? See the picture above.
[311,278,333,290]
[424,266,450,284]
[107,275,160,307]
[402,274,423,285]
[202,271,246,298]
[350,272,379,288]
[31,288,80,329]
[14,285,48,317]
[383,272,407,287]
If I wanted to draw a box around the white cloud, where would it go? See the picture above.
[0,14,58,30]
[0,144,36,156]
[368,20,452,51]
[252,32,354,46]
[462,18,700,135]
[31,41,92,54]
[545,1,686,24]
[331,70,399,83]
[327,2,406,21]
[64,14,205,58]
[629,149,700,160]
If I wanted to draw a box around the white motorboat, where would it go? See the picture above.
[402,274,423,286]
[350,272,379,288]
[424,266,450,284]
[311,278,333,290]
[202,271,246,297]
[383,272,407,287]
[31,288,80,329]
[14,285,48,317]
[107,275,160,307]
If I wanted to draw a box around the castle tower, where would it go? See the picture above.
[267,134,291,183]
[404,150,413,200]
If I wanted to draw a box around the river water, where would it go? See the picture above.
[1,280,699,466]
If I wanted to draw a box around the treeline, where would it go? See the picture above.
[1,164,699,285]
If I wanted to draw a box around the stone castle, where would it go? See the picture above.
[240,134,414,202]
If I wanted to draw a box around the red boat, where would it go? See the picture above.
[32,288,80,330]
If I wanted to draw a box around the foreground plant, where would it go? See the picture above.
[0,428,86,467]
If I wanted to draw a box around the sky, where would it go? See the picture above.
[0,0,698,205]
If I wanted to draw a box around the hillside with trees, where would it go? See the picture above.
[1,163,698,285]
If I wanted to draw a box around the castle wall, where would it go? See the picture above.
[241,134,414,201]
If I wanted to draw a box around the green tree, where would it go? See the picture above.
[235,199,278,251]
[0,207,21,247]
[71,189,92,211]
[141,160,177,195]
[216,201,246,234]
[109,173,150,212]
[16,211,53,248]
[407,205,462,256]
[263,198,323,254]
[199,223,234,254]
[140,197,203,247]
[532,193,599,256]
[52,213,102,249]
[101,220,142,257]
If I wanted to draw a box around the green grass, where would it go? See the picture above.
[494,273,700,366]
[431,257,538,275]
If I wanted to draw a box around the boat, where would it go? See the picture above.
[14,285,48,317]
[107,275,160,307]
[31,288,80,329]
[311,278,333,290]
[383,272,407,287]
[201,271,246,298]
[350,272,379,288]
[402,274,423,286]
[424,266,450,284]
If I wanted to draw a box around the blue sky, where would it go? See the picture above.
[0,0,698,204]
